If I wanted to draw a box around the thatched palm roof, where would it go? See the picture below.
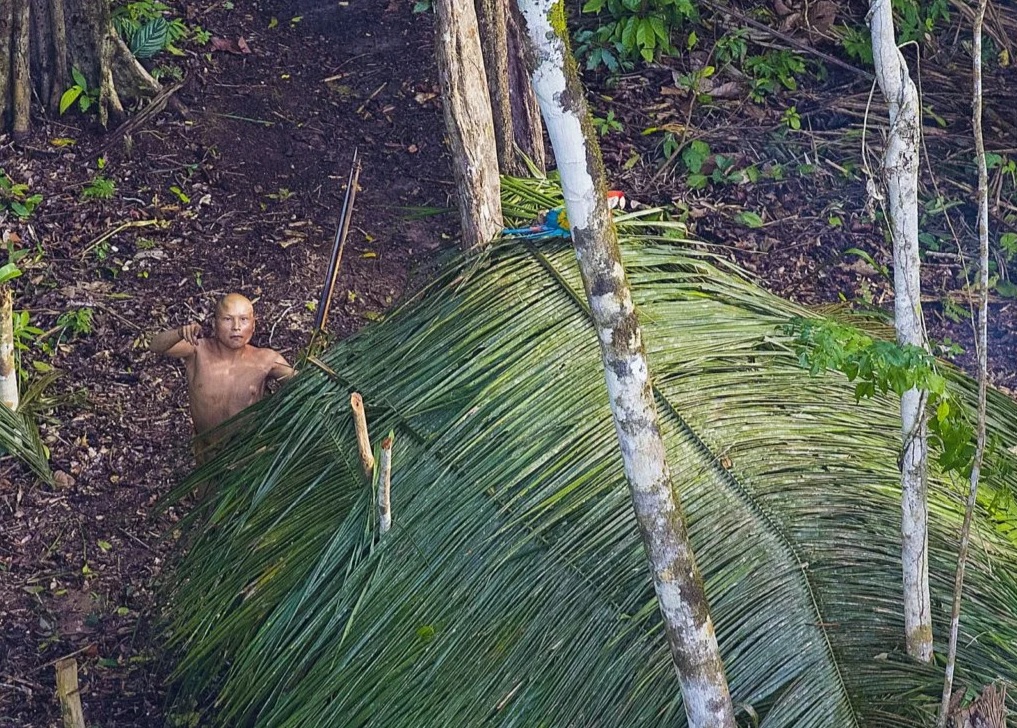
[165,190,1017,727]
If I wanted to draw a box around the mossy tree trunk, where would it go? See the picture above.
[514,1,736,725]
[0,0,159,136]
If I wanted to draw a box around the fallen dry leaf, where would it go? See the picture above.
[53,470,76,489]
[211,36,253,55]
[807,0,837,34]
[414,92,438,105]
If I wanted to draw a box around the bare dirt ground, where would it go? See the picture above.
[1,0,1015,725]
[1,0,453,724]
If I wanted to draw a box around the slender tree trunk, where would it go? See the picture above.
[506,1,546,172]
[937,0,990,722]
[475,0,518,175]
[0,0,11,129]
[514,2,735,725]
[0,0,159,134]
[433,0,502,251]
[0,287,19,411]
[868,0,933,663]
[11,0,30,136]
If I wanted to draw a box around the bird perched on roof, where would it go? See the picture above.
[502,190,627,240]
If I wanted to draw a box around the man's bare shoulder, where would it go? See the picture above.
[249,345,295,380]
[246,343,285,361]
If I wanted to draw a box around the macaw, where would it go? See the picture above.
[502,190,627,240]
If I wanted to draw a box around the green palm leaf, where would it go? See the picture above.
[0,402,51,483]
[164,181,1017,726]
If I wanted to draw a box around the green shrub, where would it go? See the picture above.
[576,0,698,71]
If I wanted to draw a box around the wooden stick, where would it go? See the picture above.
[350,393,374,478]
[378,434,393,534]
[313,149,361,339]
[55,658,86,728]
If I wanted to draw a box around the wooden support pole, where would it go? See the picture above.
[55,657,86,728]
[0,287,19,411]
[378,434,392,534]
[350,392,374,478]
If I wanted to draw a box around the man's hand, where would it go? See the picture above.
[151,322,202,357]
[180,323,202,346]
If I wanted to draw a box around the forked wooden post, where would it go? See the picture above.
[0,286,18,410]
[55,657,86,728]
[378,435,393,534]
[350,392,374,478]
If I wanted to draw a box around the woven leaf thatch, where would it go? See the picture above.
[164,182,1017,727]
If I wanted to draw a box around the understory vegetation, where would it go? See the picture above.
[570,0,1017,311]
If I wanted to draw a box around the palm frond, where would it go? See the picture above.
[0,394,52,484]
[164,179,1017,727]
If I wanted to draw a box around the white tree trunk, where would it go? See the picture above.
[433,0,502,251]
[514,2,735,725]
[0,287,19,410]
[868,0,932,662]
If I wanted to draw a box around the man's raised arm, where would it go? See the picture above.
[151,323,202,358]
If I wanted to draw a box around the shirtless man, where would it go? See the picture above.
[150,293,295,462]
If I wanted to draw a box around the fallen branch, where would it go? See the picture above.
[96,81,186,156]
[938,0,991,722]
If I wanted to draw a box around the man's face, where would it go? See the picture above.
[214,298,255,350]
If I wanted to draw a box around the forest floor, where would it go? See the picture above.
[0,0,1014,725]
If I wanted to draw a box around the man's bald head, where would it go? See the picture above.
[214,293,256,350]
[217,293,254,317]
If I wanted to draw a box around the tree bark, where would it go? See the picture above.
[48,0,69,111]
[0,0,159,134]
[0,287,19,411]
[514,2,735,725]
[475,0,518,175]
[0,0,13,130]
[868,0,933,663]
[506,1,546,172]
[433,0,502,251]
[11,0,30,136]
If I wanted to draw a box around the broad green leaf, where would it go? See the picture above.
[0,264,22,283]
[620,15,638,50]
[735,211,764,228]
[130,16,169,59]
[636,18,654,53]
[59,87,82,115]
[648,15,667,42]
[71,66,87,89]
